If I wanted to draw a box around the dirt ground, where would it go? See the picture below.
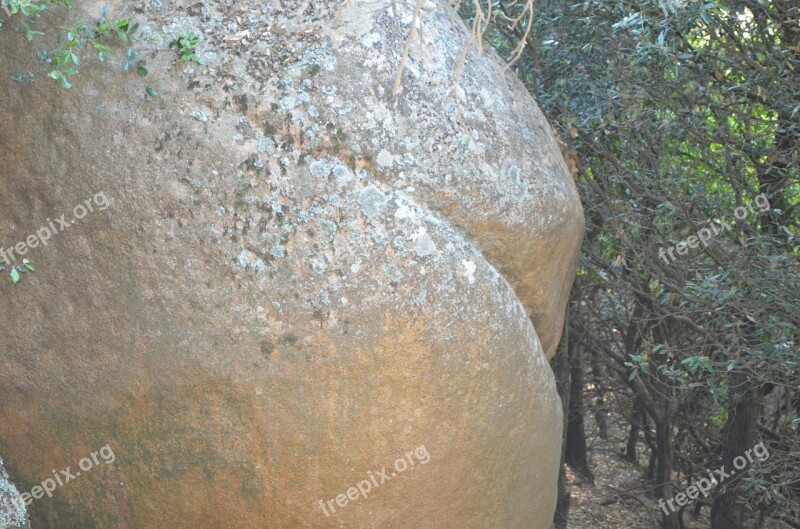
[564,412,790,529]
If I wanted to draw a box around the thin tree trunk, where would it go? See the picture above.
[590,348,609,440]
[554,461,571,529]
[711,376,761,529]
[656,412,680,529]
[551,312,572,529]
[565,329,592,480]
[625,399,645,464]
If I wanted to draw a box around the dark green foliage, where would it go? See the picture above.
[465,0,799,526]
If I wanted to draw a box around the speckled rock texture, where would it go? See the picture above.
[0,1,583,528]
[0,457,29,529]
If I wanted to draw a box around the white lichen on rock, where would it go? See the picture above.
[462,259,477,284]
[0,457,27,529]
[358,185,389,217]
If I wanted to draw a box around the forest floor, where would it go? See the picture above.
[567,413,710,529]
[565,412,788,529]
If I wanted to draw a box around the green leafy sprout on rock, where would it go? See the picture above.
[169,31,202,64]
[0,259,34,285]
[1,1,205,93]
[1,1,145,89]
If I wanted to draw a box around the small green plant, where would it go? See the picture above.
[3,2,146,89]
[0,258,35,285]
[170,31,203,64]
[122,47,147,76]
[4,3,201,90]
[47,9,141,88]
[0,0,61,23]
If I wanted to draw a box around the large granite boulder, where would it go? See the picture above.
[0,1,583,528]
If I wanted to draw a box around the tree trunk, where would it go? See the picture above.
[590,348,610,440]
[565,328,593,480]
[553,463,571,529]
[711,376,761,529]
[656,414,681,529]
[626,399,648,465]
[552,313,572,528]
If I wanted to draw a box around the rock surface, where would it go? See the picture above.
[0,457,29,529]
[0,1,583,528]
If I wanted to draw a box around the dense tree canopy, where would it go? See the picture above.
[463,0,799,527]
